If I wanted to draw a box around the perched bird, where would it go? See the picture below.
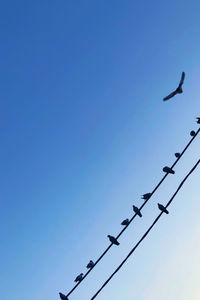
[196,117,200,124]
[163,166,175,174]
[190,130,196,137]
[74,273,84,283]
[141,193,152,200]
[59,293,68,300]
[121,219,129,226]
[107,235,120,245]
[133,205,142,217]
[86,260,95,269]
[175,152,181,158]
[163,72,185,101]
[158,203,169,214]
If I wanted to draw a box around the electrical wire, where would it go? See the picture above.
[64,126,200,298]
[91,159,200,299]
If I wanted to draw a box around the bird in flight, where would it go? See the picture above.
[163,72,185,101]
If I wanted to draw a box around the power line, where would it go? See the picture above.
[64,126,200,298]
[91,159,200,299]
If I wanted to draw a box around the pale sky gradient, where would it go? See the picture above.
[0,1,200,300]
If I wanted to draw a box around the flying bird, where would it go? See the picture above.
[190,130,196,137]
[86,260,95,269]
[74,273,83,283]
[163,166,175,174]
[107,235,120,245]
[141,193,152,200]
[158,203,169,214]
[175,152,181,158]
[163,72,185,101]
[133,205,142,217]
[196,117,200,124]
[59,293,68,300]
[121,219,129,226]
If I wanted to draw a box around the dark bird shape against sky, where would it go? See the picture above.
[107,235,120,245]
[158,203,169,214]
[74,273,83,283]
[196,117,200,124]
[163,166,175,174]
[141,193,152,200]
[59,293,69,300]
[163,72,185,101]
[121,219,129,226]
[86,260,95,269]
[190,130,196,136]
[175,152,181,158]
[133,205,142,217]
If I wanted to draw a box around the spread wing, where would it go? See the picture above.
[178,72,185,88]
[163,90,177,101]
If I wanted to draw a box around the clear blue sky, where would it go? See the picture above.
[0,1,200,299]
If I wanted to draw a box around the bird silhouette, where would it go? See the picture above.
[133,205,142,217]
[158,203,169,214]
[121,219,129,226]
[163,166,175,174]
[107,235,120,245]
[86,260,95,269]
[163,72,185,101]
[190,130,196,136]
[196,117,200,124]
[74,273,83,282]
[175,152,181,158]
[141,193,152,200]
[59,293,68,300]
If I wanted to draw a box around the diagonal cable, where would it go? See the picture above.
[65,127,200,298]
[91,159,200,299]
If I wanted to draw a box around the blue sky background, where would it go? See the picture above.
[0,1,200,299]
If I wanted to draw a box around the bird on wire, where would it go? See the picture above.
[141,193,152,200]
[196,117,200,124]
[175,152,181,158]
[74,273,83,283]
[133,205,142,217]
[190,130,196,136]
[86,260,95,269]
[59,292,69,300]
[107,235,120,245]
[121,219,130,226]
[163,72,185,101]
[158,203,169,214]
[163,166,175,174]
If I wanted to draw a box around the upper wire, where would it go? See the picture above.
[64,126,200,298]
